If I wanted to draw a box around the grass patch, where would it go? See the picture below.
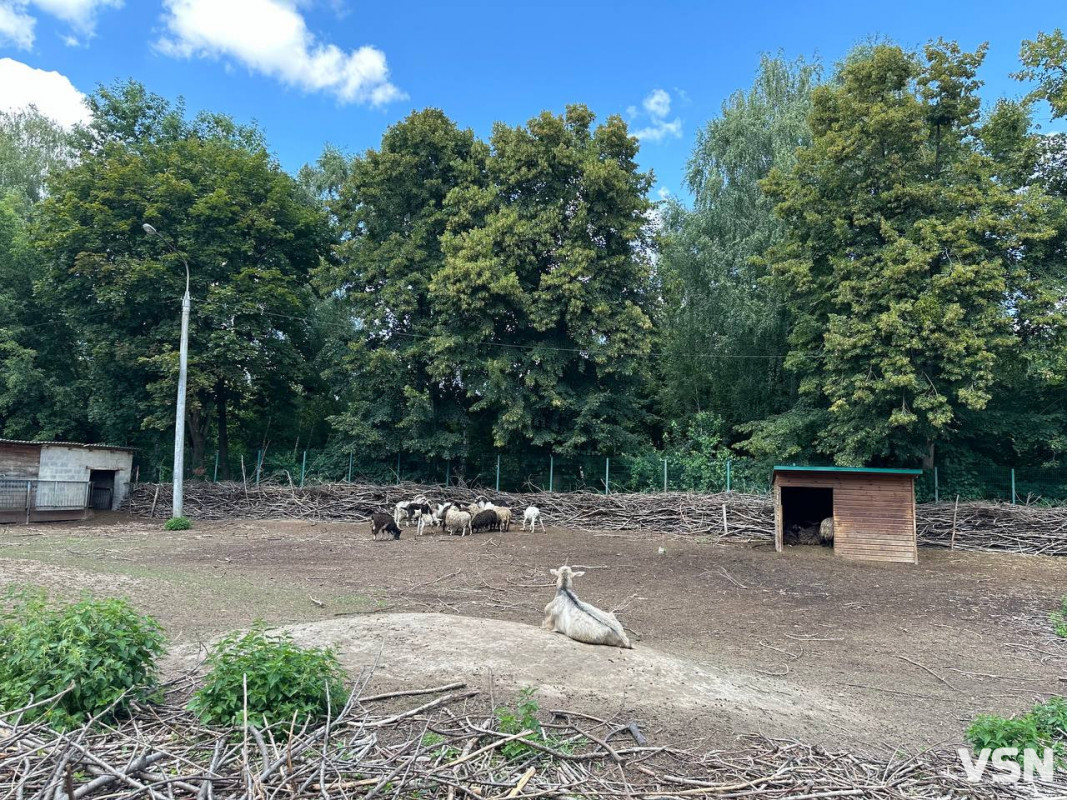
[1050,597,1067,638]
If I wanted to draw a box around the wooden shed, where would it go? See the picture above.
[773,466,922,564]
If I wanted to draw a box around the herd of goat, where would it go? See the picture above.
[370,495,545,541]
[366,495,631,649]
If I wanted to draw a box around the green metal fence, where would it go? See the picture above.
[139,449,1067,504]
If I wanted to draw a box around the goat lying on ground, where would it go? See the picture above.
[370,512,402,541]
[542,566,631,649]
[523,506,545,532]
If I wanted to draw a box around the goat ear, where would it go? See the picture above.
[549,568,559,577]
[573,570,585,578]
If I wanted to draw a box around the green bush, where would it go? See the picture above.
[966,696,1067,764]
[1050,597,1067,638]
[0,590,165,728]
[164,516,192,531]
[189,626,348,727]
[492,687,574,760]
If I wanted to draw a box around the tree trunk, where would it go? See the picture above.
[922,440,936,471]
[217,386,231,480]
[186,406,207,473]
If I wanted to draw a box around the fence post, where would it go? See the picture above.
[663,458,667,493]
[396,453,401,484]
[605,457,610,495]
[726,459,732,493]
[300,450,307,488]
[446,460,451,487]
[255,449,262,487]
[347,453,353,483]
[549,454,554,493]
[1011,468,1016,505]
[933,466,939,503]
[25,480,31,523]
[213,451,219,483]
[495,455,501,492]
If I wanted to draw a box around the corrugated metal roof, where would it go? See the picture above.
[0,438,135,452]
[773,465,923,476]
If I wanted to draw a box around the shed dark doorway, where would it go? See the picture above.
[781,486,833,546]
[89,470,116,510]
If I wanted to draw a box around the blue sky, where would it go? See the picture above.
[1,0,1064,203]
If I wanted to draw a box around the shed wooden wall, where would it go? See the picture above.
[0,443,40,478]
[774,472,917,564]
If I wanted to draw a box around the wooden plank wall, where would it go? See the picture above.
[0,443,40,478]
[774,473,917,564]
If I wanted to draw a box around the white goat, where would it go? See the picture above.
[542,566,631,649]
[522,506,546,532]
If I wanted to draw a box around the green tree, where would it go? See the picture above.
[659,53,820,433]
[1015,29,1067,118]
[0,108,76,202]
[324,109,487,459]
[754,41,1054,467]
[34,81,330,471]
[433,105,656,454]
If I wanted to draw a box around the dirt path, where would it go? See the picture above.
[2,514,1065,752]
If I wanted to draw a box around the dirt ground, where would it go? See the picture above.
[1,512,1065,755]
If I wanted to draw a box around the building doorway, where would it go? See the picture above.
[780,486,833,546]
[89,470,116,510]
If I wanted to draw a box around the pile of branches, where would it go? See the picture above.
[0,678,1044,799]
[916,501,1067,556]
[126,481,776,542]
[127,481,1067,555]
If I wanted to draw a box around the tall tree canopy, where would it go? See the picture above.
[324,109,487,459]
[659,54,820,433]
[751,41,1056,466]
[33,81,331,471]
[432,105,656,453]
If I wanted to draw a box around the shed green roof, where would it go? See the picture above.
[773,465,923,476]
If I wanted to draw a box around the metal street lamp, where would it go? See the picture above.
[143,223,191,520]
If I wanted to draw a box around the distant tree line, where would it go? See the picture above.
[1,32,1065,482]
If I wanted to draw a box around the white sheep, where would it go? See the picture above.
[523,506,546,532]
[435,502,472,536]
[542,566,631,649]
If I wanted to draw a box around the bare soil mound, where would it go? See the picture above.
[167,612,878,749]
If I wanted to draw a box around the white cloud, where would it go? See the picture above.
[31,0,121,35]
[157,0,406,106]
[0,57,90,127]
[0,2,36,48]
[0,0,119,47]
[656,186,671,201]
[631,88,683,144]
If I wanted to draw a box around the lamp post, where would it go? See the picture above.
[143,223,190,519]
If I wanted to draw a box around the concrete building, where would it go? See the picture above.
[0,439,135,522]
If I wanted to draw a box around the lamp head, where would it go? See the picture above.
[142,223,158,236]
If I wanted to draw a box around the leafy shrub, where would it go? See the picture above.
[0,590,165,728]
[966,696,1067,764]
[189,626,348,727]
[164,516,192,531]
[1050,597,1067,638]
[493,687,573,760]
[1031,697,1067,739]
